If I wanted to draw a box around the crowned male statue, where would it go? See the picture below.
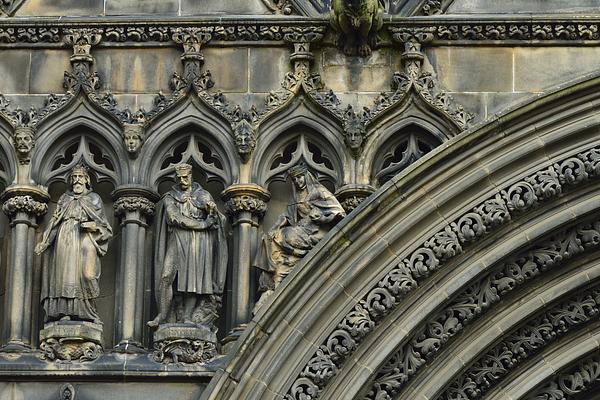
[148,163,228,364]
[254,163,346,311]
[35,163,112,361]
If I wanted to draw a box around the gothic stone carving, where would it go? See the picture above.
[284,146,599,399]
[34,164,112,361]
[330,0,384,57]
[148,164,228,363]
[122,124,145,157]
[40,321,103,362]
[2,194,47,218]
[254,164,345,311]
[13,126,35,165]
[59,383,76,400]
[113,195,155,218]
[152,324,218,364]
[438,286,600,400]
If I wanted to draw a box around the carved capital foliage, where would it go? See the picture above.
[335,185,375,213]
[284,145,600,400]
[113,196,155,218]
[222,184,270,218]
[2,195,48,218]
[282,26,326,44]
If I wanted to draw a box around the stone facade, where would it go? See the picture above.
[1,0,600,399]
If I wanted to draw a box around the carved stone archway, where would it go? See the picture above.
[201,72,600,400]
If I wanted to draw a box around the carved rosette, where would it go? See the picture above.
[222,184,271,220]
[113,196,155,218]
[335,185,376,214]
[2,195,48,218]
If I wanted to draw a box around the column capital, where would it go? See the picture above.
[1,185,49,219]
[222,184,271,218]
[335,184,376,214]
[111,185,159,218]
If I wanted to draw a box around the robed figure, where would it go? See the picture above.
[254,163,345,310]
[35,164,112,323]
[148,164,228,330]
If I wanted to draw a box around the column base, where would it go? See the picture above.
[113,340,146,354]
[0,341,32,353]
[221,324,247,354]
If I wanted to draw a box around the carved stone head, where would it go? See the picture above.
[122,124,144,156]
[13,126,34,163]
[343,111,367,157]
[175,163,193,191]
[69,164,92,194]
[234,119,256,162]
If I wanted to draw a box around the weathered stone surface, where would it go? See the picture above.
[16,0,103,16]
[203,48,249,93]
[105,0,178,15]
[514,47,600,92]
[249,48,289,93]
[447,0,600,13]
[0,51,31,94]
[180,0,270,15]
[29,50,71,94]
[94,48,181,93]
[428,47,514,92]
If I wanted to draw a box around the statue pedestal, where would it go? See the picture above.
[152,323,218,364]
[39,321,103,362]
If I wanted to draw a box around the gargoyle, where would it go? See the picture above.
[330,0,384,57]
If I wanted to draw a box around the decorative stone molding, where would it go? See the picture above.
[366,218,600,399]
[438,286,600,400]
[525,354,600,400]
[261,0,297,15]
[152,324,218,364]
[283,145,600,400]
[222,184,271,219]
[60,383,76,400]
[39,321,103,363]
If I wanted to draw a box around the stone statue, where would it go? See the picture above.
[148,163,228,329]
[330,0,384,57]
[35,164,112,362]
[148,163,228,363]
[35,164,112,324]
[254,163,346,311]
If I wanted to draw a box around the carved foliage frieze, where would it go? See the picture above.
[284,146,600,400]
[438,287,600,400]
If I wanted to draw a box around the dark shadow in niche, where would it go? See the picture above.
[373,124,442,187]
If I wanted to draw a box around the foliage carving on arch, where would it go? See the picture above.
[283,144,600,400]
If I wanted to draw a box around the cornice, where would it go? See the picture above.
[1,15,600,46]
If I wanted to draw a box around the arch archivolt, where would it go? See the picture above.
[202,74,600,400]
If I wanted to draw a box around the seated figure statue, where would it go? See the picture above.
[254,163,346,311]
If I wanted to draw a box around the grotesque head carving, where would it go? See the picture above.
[13,126,35,164]
[234,119,256,162]
[122,124,144,156]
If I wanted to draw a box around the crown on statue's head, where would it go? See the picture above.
[71,162,90,177]
[287,162,308,178]
[175,163,193,176]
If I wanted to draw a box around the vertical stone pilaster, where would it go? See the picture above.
[112,185,158,353]
[221,184,270,346]
[0,185,48,352]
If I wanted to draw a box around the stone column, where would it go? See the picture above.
[221,184,270,343]
[0,185,48,352]
[335,184,376,214]
[112,185,158,353]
